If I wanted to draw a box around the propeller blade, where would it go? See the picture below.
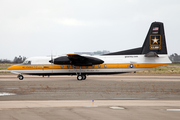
[49,51,54,64]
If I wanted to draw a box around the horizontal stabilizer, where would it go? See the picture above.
[145,52,159,57]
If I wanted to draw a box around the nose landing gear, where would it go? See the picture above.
[17,74,24,80]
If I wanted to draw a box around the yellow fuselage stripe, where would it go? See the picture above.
[8,63,169,70]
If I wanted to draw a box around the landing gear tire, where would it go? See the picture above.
[18,75,24,80]
[82,75,86,80]
[77,75,83,81]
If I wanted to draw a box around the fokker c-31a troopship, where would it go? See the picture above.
[8,22,171,81]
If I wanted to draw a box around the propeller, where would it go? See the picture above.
[47,51,55,74]
[49,51,54,65]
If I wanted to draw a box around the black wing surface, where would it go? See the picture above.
[49,54,104,66]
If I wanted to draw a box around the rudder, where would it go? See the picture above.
[142,22,167,54]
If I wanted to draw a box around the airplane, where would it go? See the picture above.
[8,22,171,81]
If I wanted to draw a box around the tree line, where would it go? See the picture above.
[169,53,180,63]
[0,56,26,63]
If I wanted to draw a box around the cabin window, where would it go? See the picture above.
[104,64,107,68]
[86,66,88,69]
[61,65,63,69]
[98,65,101,68]
[67,65,69,69]
[92,65,94,68]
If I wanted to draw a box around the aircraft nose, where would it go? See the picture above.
[8,65,20,70]
[8,65,15,70]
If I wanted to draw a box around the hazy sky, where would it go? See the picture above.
[1,0,180,60]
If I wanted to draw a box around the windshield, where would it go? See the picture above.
[22,60,31,65]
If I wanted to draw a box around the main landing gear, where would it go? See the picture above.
[17,74,24,80]
[73,66,87,81]
[77,74,86,81]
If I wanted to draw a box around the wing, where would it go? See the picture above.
[49,53,104,66]
[67,53,104,66]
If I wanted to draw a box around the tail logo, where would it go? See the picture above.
[150,35,161,50]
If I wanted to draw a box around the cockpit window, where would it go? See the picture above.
[23,60,31,65]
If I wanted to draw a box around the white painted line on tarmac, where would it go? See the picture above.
[166,109,180,111]
[0,92,16,96]
[6,88,19,89]
[110,107,125,110]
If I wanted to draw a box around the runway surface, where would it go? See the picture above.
[0,75,180,120]
[0,75,180,100]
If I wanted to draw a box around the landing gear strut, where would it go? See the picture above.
[73,66,87,81]
[17,74,24,80]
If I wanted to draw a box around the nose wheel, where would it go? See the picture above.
[17,74,24,80]
[77,74,86,81]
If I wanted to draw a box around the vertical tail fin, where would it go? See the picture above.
[142,22,167,54]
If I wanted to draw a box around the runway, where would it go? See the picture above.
[0,75,180,100]
[0,75,180,120]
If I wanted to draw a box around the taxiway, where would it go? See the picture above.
[0,75,180,120]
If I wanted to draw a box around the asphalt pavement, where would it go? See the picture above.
[0,75,180,120]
